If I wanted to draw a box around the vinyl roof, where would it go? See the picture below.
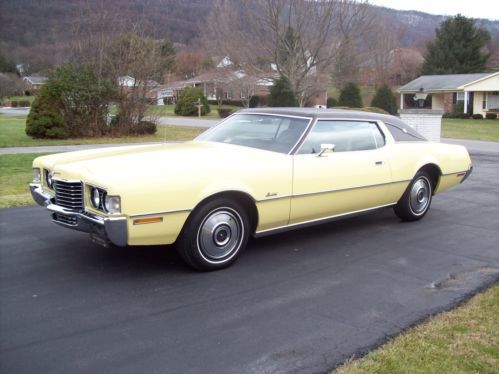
[398,73,489,92]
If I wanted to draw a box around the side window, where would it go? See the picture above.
[297,121,385,154]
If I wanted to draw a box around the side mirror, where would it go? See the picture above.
[317,143,335,157]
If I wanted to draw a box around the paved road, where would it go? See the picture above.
[1,137,498,155]
[0,107,30,116]
[1,150,498,373]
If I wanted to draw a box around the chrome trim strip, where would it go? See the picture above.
[129,209,192,218]
[442,170,469,176]
[254,202,396,237]
[255,179,411,202]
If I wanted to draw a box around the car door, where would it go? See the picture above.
[289,120,394,225]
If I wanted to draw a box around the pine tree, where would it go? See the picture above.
[338,82,362,107]
[268,76,299,107]
[422,14,490,74]
[371,85,397,114]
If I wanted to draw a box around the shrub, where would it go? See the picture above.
[208,99,244,107]
[11,100,18,107]
[360,106,389,114]
[339,82,362,107]
[249,95,259,108]
[19,100,30,107]
[485,112,498,119]
[26,85,67,138]
[268,76,298,107]
[327,97,338,108]
[218,108,234,118]
[371,85,397,114]
[472,113,483,119]
[175,87,210,116]
[134,121,157,134]
[443,112,455,118]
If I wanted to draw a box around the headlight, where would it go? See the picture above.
[91,187,103,209]
[104,195,121,214]
[33,168,41,183]
[45,169,54,189]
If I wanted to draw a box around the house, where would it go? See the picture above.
[398,72,499,117]
[22,76,47,95]
[117,76,159,95]
[147,69,277,105]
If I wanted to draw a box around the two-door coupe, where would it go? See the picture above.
[30,108,472,270]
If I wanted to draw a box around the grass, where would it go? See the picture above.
[2,95,36,105]
[335,284,499,374]
[0,116,205,148]
[0,153,52,208]
[442,118,499,142]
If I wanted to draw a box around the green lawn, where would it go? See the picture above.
[1,95,36,105]
[0,116,205,148]
[442,118,499,142]
[335,284,499,374]
[146,103,240,119]
[0,153,52,208]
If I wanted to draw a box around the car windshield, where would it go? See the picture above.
[195,114,310,154]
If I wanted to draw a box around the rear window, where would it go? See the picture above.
[385,122,426,142]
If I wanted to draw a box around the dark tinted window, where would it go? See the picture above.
[385,122,426,141]
[297,121,385,154]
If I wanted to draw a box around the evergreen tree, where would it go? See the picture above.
[26,85,67,139]
[268,76,298,107]
[422,14,490,74]
[338,82,362,107]
[174,87,210,116]
[371,85,397,114]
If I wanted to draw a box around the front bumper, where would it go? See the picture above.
[30,183,127,247]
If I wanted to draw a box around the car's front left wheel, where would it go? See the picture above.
[176,198,250,271]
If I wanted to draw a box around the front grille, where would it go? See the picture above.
[54,180,84,212]
[54,213,78,226]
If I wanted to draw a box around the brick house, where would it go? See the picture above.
[22,76,47,95]
[398,72,499,117]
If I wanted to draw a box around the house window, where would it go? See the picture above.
[456,92,465,101]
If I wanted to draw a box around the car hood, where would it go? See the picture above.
[35,141,288,189]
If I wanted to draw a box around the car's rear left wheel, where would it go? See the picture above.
[394,171,433,221]
[176,198,250,271]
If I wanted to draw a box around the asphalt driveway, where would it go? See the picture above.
[0,152,498,374]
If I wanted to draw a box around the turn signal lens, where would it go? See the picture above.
[33,168,41,183]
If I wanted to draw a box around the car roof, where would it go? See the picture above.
[238,107,399,123]
[236,107,426,141]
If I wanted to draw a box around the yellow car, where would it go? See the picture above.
[30,108,472,270]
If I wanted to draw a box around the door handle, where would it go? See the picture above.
[375,161,384,165]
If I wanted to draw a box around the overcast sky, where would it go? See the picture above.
[368,0,499,21]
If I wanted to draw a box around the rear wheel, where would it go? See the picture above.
[394,171,433,221]
[176,198,250,271]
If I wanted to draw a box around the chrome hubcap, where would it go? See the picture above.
[410,178,431,214]
[198,209,242,260]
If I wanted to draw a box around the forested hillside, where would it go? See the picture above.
[1,0,498,71]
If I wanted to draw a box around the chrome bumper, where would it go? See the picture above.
[29,183,127,247]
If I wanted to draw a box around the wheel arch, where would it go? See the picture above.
[417,163,442,194]
[189,190,259,235]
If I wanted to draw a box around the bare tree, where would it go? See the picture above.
[70,1,175,133]
[364,11,405,85]
[204,0,372,106]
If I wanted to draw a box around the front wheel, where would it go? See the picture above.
[394,171,433,221]
[176,198,250,271]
